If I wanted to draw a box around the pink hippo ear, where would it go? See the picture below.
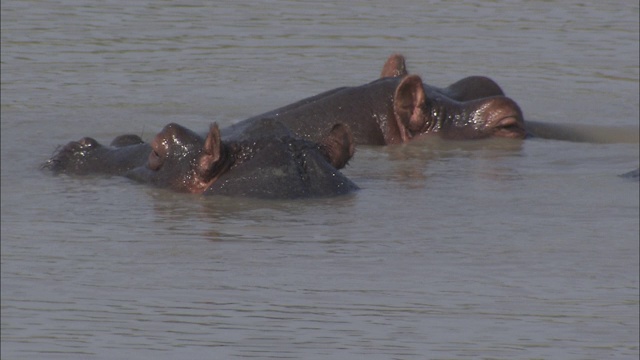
[319,123,355,170]
[380,53,408,78]
[197,123,225,180]
[393,75,428,138]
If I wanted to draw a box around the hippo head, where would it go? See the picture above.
[44,134,149,176]
[44,136,105,175]
[125,122,209,192]
[392,75,527,141]
[127,119,358,198]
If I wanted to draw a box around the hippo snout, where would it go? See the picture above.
[43,137,102,173]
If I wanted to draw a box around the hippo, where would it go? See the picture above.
[222,54,525,145]
[44,119,358,199]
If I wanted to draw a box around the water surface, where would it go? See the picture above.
[2,1,638,359]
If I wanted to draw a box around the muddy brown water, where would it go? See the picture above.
[2,1,638,359]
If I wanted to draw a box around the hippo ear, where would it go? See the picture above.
[393,75,428,136]
[380,53,408,78]
[197,123,225,179]
[319,124,355,169]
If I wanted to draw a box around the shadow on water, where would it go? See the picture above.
[619,167,640,180]
[526,120,639,178]
[526,120,640,144]
[137,184,360,240]
[378,136,526,185]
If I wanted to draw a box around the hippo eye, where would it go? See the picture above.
[492,116,526,139]
[148,149,163,171]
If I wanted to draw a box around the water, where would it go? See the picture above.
[2,1,638,359]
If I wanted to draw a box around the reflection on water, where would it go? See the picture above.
[381,136,526,186]
[1,0,638,359]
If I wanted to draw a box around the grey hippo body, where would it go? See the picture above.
[45,119,358,199]
[223,54,526,145]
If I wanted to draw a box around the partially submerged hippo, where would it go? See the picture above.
[223,54,525,145]
[45,119,358,198]
[129,119,357,198]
